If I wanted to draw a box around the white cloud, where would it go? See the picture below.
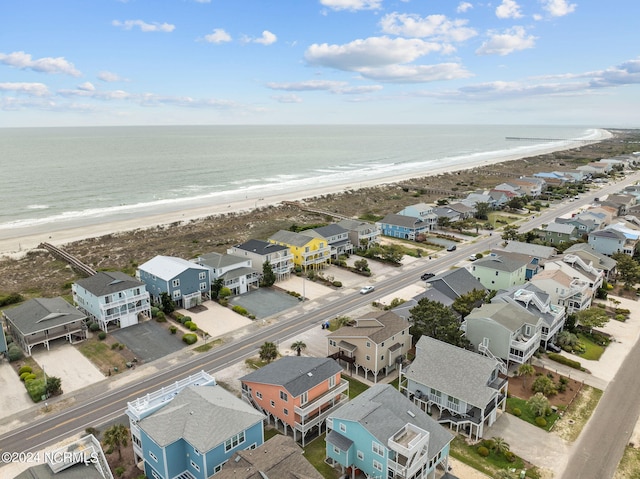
[476,26,536,56]
[357,63,472,83]
[305,36,448,71]
[266,80,349,91]
[0,82,50,96]
[0,51,81,77]
[271,94,303,103]
[540,0,577,17]
[457,2,473,13]
[77,82,95,91]
[379,13,477,42]
[254,31,277,45]
[496,0,523,19]
[319,0,382,11]
[97,71,127,82]
[112,20,175,33]
[203,28,232,44]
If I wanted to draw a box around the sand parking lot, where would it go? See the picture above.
[33,343,105,394]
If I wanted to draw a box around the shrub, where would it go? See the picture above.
[150,306,160,317]
[182,333,198,345]
[219,298,229,307]
[111,342,121,350]
[114,466,125,477]
[232,305,249,316]
[20,371,31,381]
[547,352,582,370]
[512,407,522,417]
[24,373,37,382]
[173,312,185,323]
[535,416,547,427]
[155,312,166,322]
[189,322,198,331]
[169,326,177,334]
[615,314,626,322]
[333,281,342,287]
[8,345,24,362]
[18,365,32,375]
[25,378,46,402]
[97,331,107,340]
[0,292,23,307]
[477,446,490,457]
[181,316,192,325]
[89,322,101,332]
[504,451,516,462]
[184,321,194,329]
[118,344,124,350]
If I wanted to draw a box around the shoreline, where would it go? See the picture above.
[0,129,612,257]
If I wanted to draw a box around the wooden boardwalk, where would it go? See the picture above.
[38,242,96,277]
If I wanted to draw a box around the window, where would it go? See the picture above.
[200,282,207,291]
[329,339,336,347]
[151,471,160,479]
[366,341,371,348]
[172,289,181,299]
[149,452,158,462]
[381,355,384,361]
[372,442,384,456]
[213,462,227,474]
[357,450,364,460]
[329,375,336,388]
[224,431,246,452]
[199,272,206,280]
[333,446,340,454]
[270,400,275,408]
[373,460,383,472]
[284,408,288,416]
[172,279,180,287]
[339,423,347,433]
[381,342,385,347]
[191,460,200,472]
[365,355,370,361]
[280,391,288,402]
[301,391,308,405]
[256,391,262,399]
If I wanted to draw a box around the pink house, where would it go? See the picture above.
[240,356,349,446]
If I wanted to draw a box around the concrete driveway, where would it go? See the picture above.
[34,343,104,394]
[176,300,254,338]
[0,363,31,421]
[111,321,185,363]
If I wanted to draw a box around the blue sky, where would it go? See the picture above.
[1,0,638,127]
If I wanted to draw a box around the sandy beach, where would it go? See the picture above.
[0,129,611,257]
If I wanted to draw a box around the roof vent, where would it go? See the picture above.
[307,372,313,377]
[407,410,415,418]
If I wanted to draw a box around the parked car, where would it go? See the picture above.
[546,343,561,353]
[468,254,477,261]
[446,244,457,251]
[360,285,375,294]
[421,272,436,281]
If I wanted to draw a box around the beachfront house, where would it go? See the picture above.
[399,336,508,440]
[564,243,617,280]
[470,255,528,291]
[336,219,381,250]
[193,252,260,296]
[137,255,210,309]
[397,203,438,230]
[433,206,462,224]
[240,356,348,446]
[327,310,411,383]
[72,271,151,332]
[301,224,354,259]
[127,371,265,479]
[492,284,566,348]
[463,302,543,367]
[227,239,294,281]
[216,434,323,479]
[3,297,87,356]
[530,268,592,314]
[377,213,429,240]
[325,384,454,479]
[268,230,331,271]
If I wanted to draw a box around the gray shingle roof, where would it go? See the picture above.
[425,268,486,300]
[377,213,425,228]
[337,219,376,231]
[239,356,342,397]
[139,385,265,452]
[501,241,556,259]
[3,297,86,335]
[466,302,540,332]
[75,271,144,296]
[473,255,528,273]
[564,243,617,270]
[232,239,289,256]
[196,252,247,269]
[329,384,453,460]
[269,230,316,247]
[306,224,348,239]
[328,310,409,345]
[404,336,499,408]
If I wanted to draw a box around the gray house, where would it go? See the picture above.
[588,228,629,256]
[2,297,87,356]
[400,336,508,440]
[194,252,260,296]
[228,239,294,281]
[564,243,617,280]
[336,218,381,250]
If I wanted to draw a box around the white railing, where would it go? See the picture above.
[294,380,349,417]
[101,292,149,311]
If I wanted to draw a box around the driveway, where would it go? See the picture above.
[34,342,104,394]
[0,363,31,423]
[175,301,253,339]
[111,321,185,363]
[229,288,302,318]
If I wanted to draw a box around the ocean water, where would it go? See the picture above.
[0,125,601,234]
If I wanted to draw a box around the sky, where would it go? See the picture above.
[1,0,639,128]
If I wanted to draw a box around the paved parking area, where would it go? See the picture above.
[34,343,104,393]
[0,363,31,421]
[111,321,185,363]
[229,288,301,318]
[175,301,254,338]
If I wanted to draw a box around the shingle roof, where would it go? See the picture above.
[473,255,528,273]
[337,219,376,231]
[196,252,247,269]
[139,385,265,452]
[239,356,342,397]
[466,302,540,332]
[501,241,556,259]
[564,243,617,270]
[425,268,486,300]
[404,336,499,408]
[232,239,289,256]
[377,213,424,228]
[306,224,348,239]
[328,310,409,345]
[75,271,144,296]
[138,255,207,280]
[3,297,87,335]
[329,384,453,460]
[270,230,316,247]
[216,434,323,479]
[545,223,577,235]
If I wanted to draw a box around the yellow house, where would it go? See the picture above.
[268,230,330,271]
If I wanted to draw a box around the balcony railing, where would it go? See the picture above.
[103,302,150,321]
[294,394,348,434]
[101,292,149,311]
[295,380,349,417]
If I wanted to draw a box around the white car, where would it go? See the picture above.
[469,254,477,261]
[360,285,375,294]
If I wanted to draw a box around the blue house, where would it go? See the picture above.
[127,371,265,479]
[326,384,453,479]
[137,255,210,309]
[376,213,429,241]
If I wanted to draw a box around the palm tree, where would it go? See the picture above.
[103,423,129,460]
[491,436,510,456]
[259,341,278,363]
[516,363,535,390]
[291,340,307,356]
[527,392,551,417]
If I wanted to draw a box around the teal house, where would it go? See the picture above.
[127,371,265,479]
[326,384,453,479]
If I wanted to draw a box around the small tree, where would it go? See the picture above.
[160,292,175,315]
[526,392,551,417]
[532,375,558,396]
[353,258,370,273]
[46,376,62,396]
[491,436,510,456]
[574,307,609,333]
[291,340,307,356]
[210,277,225,300]
[261,261,276,287]
[516,363,535,390]
[259,341,278,363]
[103,424,129,460]
[452,288,487,318]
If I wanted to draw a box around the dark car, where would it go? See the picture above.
[421,272,435,281]
[546,343,561,353]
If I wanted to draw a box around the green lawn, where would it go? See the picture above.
[576,333,605,360]
[506,397,559,432]
[303,433,340,479]
[346,376,369,399]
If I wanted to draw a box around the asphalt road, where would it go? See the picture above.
[2,171,640,476]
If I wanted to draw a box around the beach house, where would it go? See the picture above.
[336,218,381,250]
[302,223,354,259]
[240,356,348,446]
[192,252,260,296]
[470,255,528,291]
[268,230,331,271]
[400,336,508,440]
[397,203,438,230]
[325,384,454,479]
[227,239,294,281]
[127,371,265,479]
[73,271,151,332]
[136,255,210,308]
